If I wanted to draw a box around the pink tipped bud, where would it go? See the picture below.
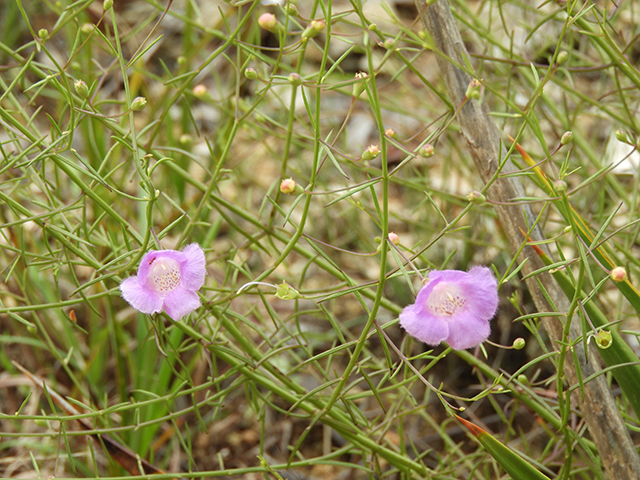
[361,144,380,161]
[610,266,627,283]
[258,13,278,32]
[388,232,400,245]
[418,144,434,158]
[302,19,325,39]
[280,178,303,195]
[192,84,208,98]
[74,79,89,98]
[385,128,398,140]
[288,73,303,86]
[465,78,482,99]
[512,338,525,350]
[244,68,258,80]
[467,190,486,205]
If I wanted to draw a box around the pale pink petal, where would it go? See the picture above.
[180,243,206,290]
[445,312,491,350]
[137,249,186,282]
[162,287,201,321]
[399,302,449,346]
[120,276,163,314]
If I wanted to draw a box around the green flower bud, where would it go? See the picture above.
[275,281,300,300]
[553,179,567,192]
[516,374,528,384]
[301,19,325,40]
[81,23,95,35]
[244,68,258,80]
[560,131,573,145]
[383,38,395,50]
[385,128,398,140]
[467,190,486,205]
[288,72,303,86]
[285,3,299,16]
[74,79,89,98]
[556,50,568,65]
[103,0,113,10]
[615,130,628,143]
[361,144,380,161]
[465,78,482,100]
[131,96,147,111]
[512,338,526,350]
[352,72,368,98]
[179,134,193,148]
[38,29,49,41]
[418,144,434,158]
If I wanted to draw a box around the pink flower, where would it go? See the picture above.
[399,266,498,350]
[120,244,206,321]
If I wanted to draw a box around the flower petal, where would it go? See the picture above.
[162,286,201,321]
[120,276,163,314]
[445,312,491,350]
[180,243,206,290]
[137,249,186,283]
[463,266,499,319]
[399,302,449,346]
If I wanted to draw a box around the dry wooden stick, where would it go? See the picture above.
[413,1,640,478]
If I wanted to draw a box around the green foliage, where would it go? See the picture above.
[1,0,640,479]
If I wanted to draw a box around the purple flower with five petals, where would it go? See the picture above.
[120,244,206,321]
[399,266,498,350]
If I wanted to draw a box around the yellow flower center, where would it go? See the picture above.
[148,258,181,294]
[426,282,466,317]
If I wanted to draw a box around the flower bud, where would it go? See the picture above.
[192,84,208,98]
[368,23,378,31]
[177,56,187,67]
[465,78,482,100]
[385,128,398,140]
[81,23,95,35]
[512,338,526,350]
[361,144,380,161]
[258,13,278,32]
[38,29,49,41]
[553,179,567,193]
[288,72,303,86]
[353,72,368,98]
[516,374,528,384]
[301,19,326,40]
[556,50,568,65]
[131,96,147,111]
[103,0,113,10]
[383,38,395,50]
[595,330,612,349]
[285,3,298,16]
[615,130,628,143]
[275,281,300,300]
[610,266,627,283]
[74,79,89,98]
[563,225,572,234]
[467,190,486,205]
[388,232,400,245]
[244,68,257,80]
[560,131,573,145]
[418,144,434,158]
[280,178,303,195]
[179,133,193,148]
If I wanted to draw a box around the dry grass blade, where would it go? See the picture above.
[11,361,167,477]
